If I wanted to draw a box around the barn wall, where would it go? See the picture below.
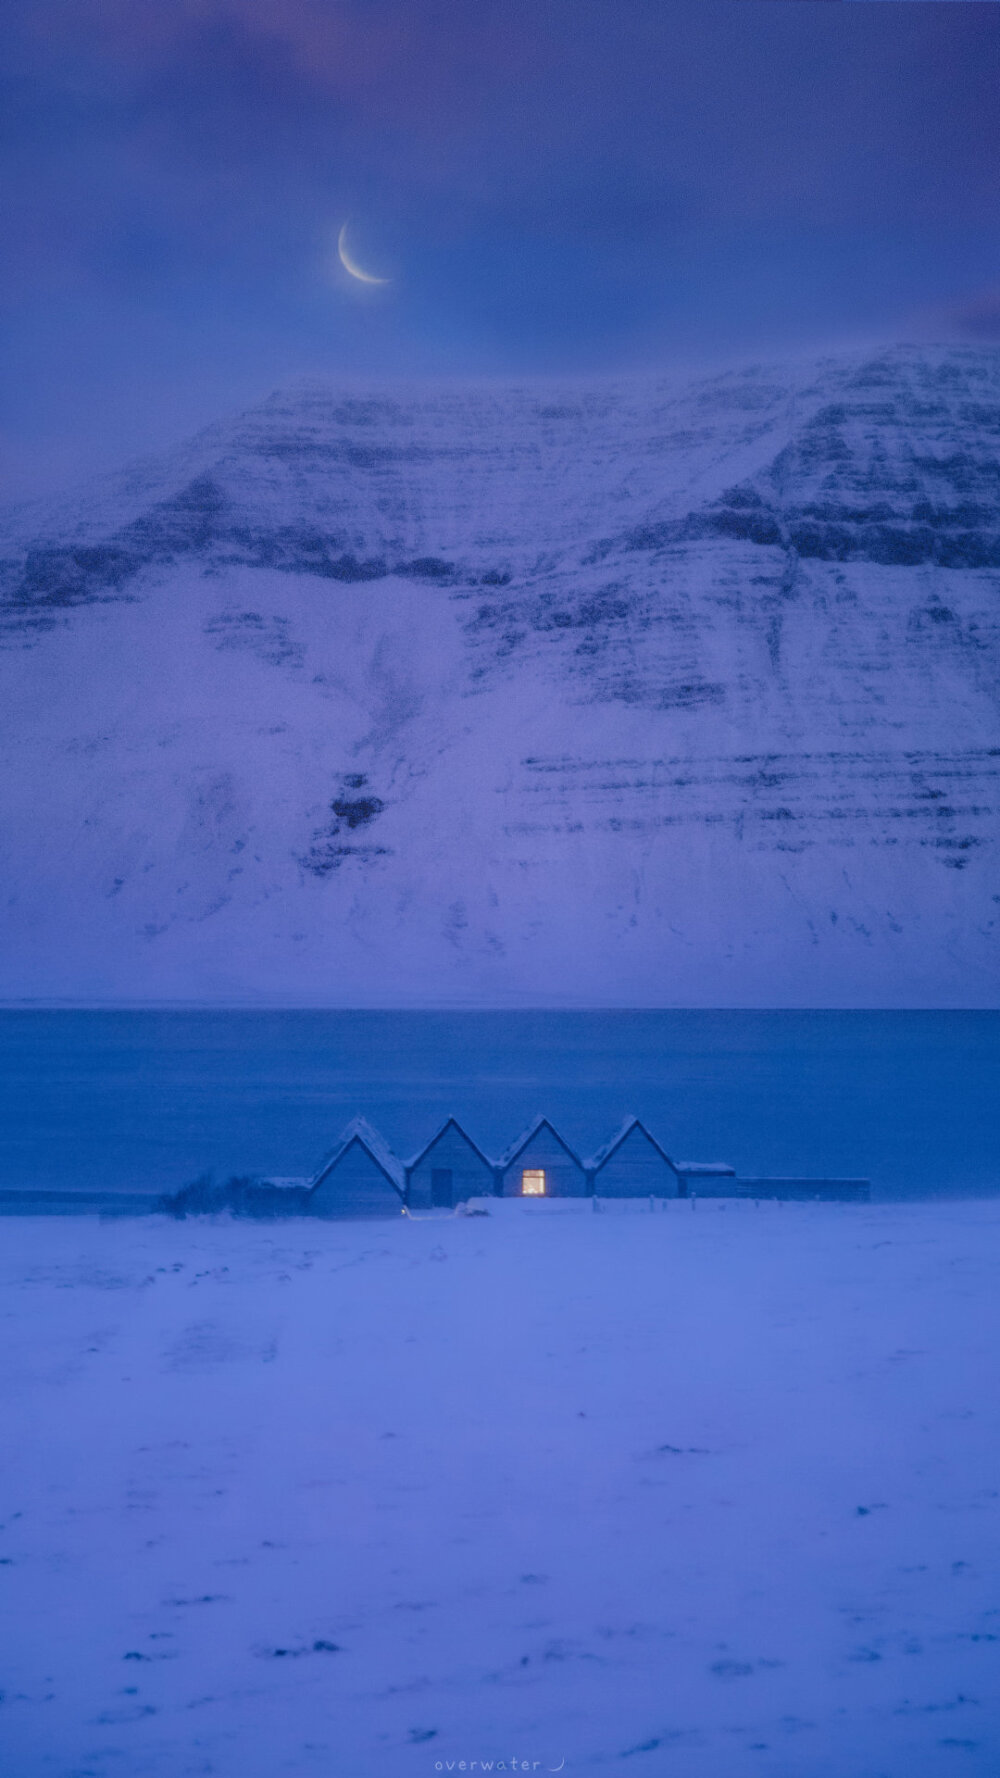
[408,1127,495,1207]
[594,1126,678,1198]
[310,1148,402,1218]
[501,1131,586,1197]
[734,1178,871,1202]
[676,1170,736,1198]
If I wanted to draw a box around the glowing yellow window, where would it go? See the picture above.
[521,1168,546,1196]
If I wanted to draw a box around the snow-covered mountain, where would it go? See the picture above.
[2,344,998,1005]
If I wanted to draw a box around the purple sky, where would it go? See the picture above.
[4,0,1000,497]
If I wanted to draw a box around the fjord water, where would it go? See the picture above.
[0,1009,996,1200]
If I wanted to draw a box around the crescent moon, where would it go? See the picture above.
[337,224,390,285]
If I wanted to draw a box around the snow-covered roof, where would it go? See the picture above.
[309,1117,406,1194]
[405,1117,495,1173]
[673,1160,736,1176]
[584,1115,676,1174]
[737,1177,870,1187]
[495,1114,583,1172]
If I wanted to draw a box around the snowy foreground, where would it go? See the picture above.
[1,1201,998,1778]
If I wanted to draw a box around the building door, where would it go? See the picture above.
[431,1168,453,1207]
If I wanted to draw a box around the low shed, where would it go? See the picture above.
[308,1117,406,1218]
[497,1116,586,1198]
[673,1161,737,1198]
[587,1117,679,1198]
[734,1177,871,1202]
[406,1119,496,1209]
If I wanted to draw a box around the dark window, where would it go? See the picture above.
[431,1168,453,1208]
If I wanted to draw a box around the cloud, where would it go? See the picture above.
[6,0,1000,496]
[15,0,1000,227]
[937,286,1000,343]
[17,0,549,127]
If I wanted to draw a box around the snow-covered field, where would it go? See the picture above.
[1,1200,998,1777]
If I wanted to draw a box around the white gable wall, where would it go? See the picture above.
[595,1124,678,1198]
[408,1126,495,1208]
[310,1144,403,1218]
[500,1129,586,1197]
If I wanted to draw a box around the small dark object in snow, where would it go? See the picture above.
[262,1640,341,1659]
[330,795,384,829]
[408,1728,438,1743]
[623,1737,662,1755]
[429,1245,447,1261]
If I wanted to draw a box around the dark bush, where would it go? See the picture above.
[165,1175,308,1219]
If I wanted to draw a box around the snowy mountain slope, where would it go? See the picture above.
[1,345,998,1004]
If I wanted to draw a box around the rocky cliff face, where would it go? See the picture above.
[1,344,998,1004]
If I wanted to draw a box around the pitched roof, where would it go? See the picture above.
[495,1114,584,1172]
[584,1115,677,1174]
[309,1117,406,1195]
[405,1117,496,1174]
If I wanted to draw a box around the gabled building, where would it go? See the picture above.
[406,1118,496,1209]
[308,1117,406,1218]
[673,1160,737,1197]
[586,1116,679,1197]
[496,1115,587,1198]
